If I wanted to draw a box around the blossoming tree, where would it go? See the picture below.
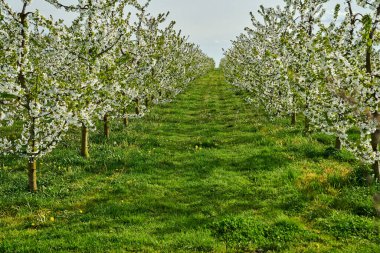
[0,0,76,192]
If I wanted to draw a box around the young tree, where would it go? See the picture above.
[46,0,134,157]
[0,0,76,192]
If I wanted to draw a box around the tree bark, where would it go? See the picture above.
[335,137,342,150]
[372,161,380,181]
[27,114,38,192]
[28,157,37,192]
[135,99,140,115]
[291,113,296,126]
[371,128,380,180]
[366,18,379,180]
[104,113,110,138]
[81,123,89,158]
[366,23,379,179]
[303,117,310,135]
[123,116,129,127]
[151,94,155,104]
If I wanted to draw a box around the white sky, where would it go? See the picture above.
[8,0,354,64]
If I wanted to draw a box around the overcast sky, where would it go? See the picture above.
[9,0,353,64]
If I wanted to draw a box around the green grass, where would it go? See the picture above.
[0,69,380,252]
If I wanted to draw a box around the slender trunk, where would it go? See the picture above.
[304,87,311,134]
[291,113,296,126]
[20,5,36,192]
[367,23,379,179]
[123,108,129,127]
[372,161,380,181]
[104,113,110,138]
[135,99,140,115]
[82,0,93,159]
[28,116,37,192]
[28,157,37,192]
[145,97,149,108]
[335,137,342,150]
[27,114,38,192]
[303,117,310,135]
[371,128,380,180]
[123,116,129,127]
[81,123,89,158]
[151,94,155,104]
[366,48,372,74]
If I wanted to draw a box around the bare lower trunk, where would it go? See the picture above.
[151,94,155,104]
[291,113,296,126]
[366,25,378,180]
[303,117,310,135]
[28,157,37,192]
[123,116,129,127]
[135,99,140,115]
[104,114,110,138]
[371,129,380,181]
[372,161,380,181]
[28,116,37,192]
[335,137,342,150]
[81,123,89,158]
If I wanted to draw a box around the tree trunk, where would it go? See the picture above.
[135,99,140,115]
[28,116,37,192]
[28,157,37,192]
[366,23,378,180]
[123,116,129,127]
[372,161,380,182]
[145,97,149,108]
[303,117,310,135]
[335,137,342,150]
[104,114,110,138]
[20,4,37,192]
[81,123,89,158]
[371,129,380,181]
[291,113,296,126]
[151,94,155,104]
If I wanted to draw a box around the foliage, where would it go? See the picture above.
[0,0,214,191]
[221,0,380,180]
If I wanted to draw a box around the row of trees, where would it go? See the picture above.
[0,0,214,192]
[221,0,380,181]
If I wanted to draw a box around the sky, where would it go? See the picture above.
[9,0,351,64]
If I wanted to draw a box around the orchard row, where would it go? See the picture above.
[0,0,215,192]
[222,0,380,181]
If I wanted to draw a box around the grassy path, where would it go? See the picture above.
[0,70,379,252]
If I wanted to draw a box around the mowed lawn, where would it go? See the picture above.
[0,70,379,252]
